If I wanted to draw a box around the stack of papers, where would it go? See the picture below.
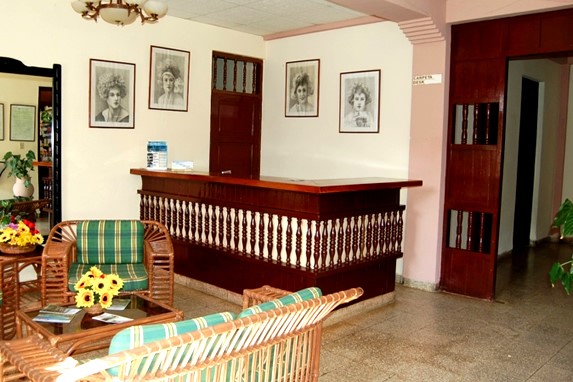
[33,305,81,324]
[92,313,133,324]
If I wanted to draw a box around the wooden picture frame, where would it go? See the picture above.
[89,59,135,129]
[10,104,35,141]
[149,46,190,112]
[0,103,4,140]
[339,69,381,133]
[285,59,319,117]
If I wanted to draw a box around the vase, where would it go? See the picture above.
[0,243,36,255]
[12,178,34,198]
[84,303,104,315]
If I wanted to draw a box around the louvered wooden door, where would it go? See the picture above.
[440,20,507,300]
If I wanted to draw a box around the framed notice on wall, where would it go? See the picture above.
[10,104,35,141]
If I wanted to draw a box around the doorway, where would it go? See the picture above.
[512,78,540,253]
[441,9,573,300]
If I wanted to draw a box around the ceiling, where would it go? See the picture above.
[166,0,377,38]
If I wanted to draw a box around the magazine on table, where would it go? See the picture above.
[106,298,131,311]
[92,312,133,324]
[33,304,82,324]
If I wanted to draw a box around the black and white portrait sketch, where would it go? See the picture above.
[149,46,190,112]
[285,59,319,117]
[339,70,380,133]
[90,59,135,129]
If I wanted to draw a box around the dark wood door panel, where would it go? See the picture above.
[440,248,493,298]
[452,19,506,61]
[506,8,573,56]
[450,59,505,101]
[211,141,254,178]
[212,94,259,137]
[445,149,500,209]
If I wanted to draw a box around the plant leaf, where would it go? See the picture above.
[553,199,573,237]
[549,262,564,287]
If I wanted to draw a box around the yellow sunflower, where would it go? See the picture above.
[92,277,111,295]
[107,274,124,293]
[89,266,104,279]
[75,289,94,307]
[98,291,114,309]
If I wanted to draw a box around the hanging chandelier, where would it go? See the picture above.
[71,0,168,26]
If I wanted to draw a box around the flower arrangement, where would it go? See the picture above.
[0,218,44,247]
[74,266,124,309]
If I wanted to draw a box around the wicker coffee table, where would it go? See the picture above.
[16,292,183,355]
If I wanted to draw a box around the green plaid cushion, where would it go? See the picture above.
[76,220,144,264]
[108,312,236,377]
[238,287,322,318]
[69,263,148,292]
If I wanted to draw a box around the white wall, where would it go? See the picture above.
[499,59,563,253]
[261,22,413,180]
[563,65,573,201]
[1,0,264,221]
[0,73,51,199]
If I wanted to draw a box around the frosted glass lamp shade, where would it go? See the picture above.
[100,6,137,25]
[125,0,148,5]
[71,1,89,13]
[143,1,168,18]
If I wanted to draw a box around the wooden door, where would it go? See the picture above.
[210,52,262,178]
[441,9,573,300]
[440,20,507,300]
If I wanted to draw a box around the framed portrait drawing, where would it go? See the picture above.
[0,103,4,140]
[149,46,190,112]
[10,104,35,141]
[89,59,135,129]
[285,59,319,117]
[339,69,381,133]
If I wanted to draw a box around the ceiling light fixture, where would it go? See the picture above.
[71,0,168,26]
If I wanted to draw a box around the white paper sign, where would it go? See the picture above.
[413,74,442,86]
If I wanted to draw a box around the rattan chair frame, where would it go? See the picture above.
[0,287,363,382]
[0,257,19,341]
[40,220,174,307]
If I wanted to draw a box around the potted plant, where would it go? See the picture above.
[3,150,36,195]
[549,198,573,293]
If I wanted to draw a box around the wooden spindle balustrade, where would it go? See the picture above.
[131,169,422,300]
[139,194,404,272]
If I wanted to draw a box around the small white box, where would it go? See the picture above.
[171,161,194,171]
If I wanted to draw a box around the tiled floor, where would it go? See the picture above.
[173,240,573,381]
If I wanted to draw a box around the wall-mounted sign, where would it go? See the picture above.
[413,74,442,86]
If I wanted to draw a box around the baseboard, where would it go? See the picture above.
[401,277,439,292]
[174,273,397,326]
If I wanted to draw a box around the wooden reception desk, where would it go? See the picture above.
[130,169,422,301]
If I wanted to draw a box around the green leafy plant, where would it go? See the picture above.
[2,150,35,188]
[549,198,573,294]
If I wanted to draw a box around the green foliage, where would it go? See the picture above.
[2,150,35,188]
[550,198,573,294]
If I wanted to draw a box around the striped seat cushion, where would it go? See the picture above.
[108,312,237,377]
[238,287,322,318]
[76,220,144,264]
[68,263,148,292]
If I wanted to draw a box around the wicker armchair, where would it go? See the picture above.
[0,287,363,382]
[40,220,174,307]
[0,257,18,341]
